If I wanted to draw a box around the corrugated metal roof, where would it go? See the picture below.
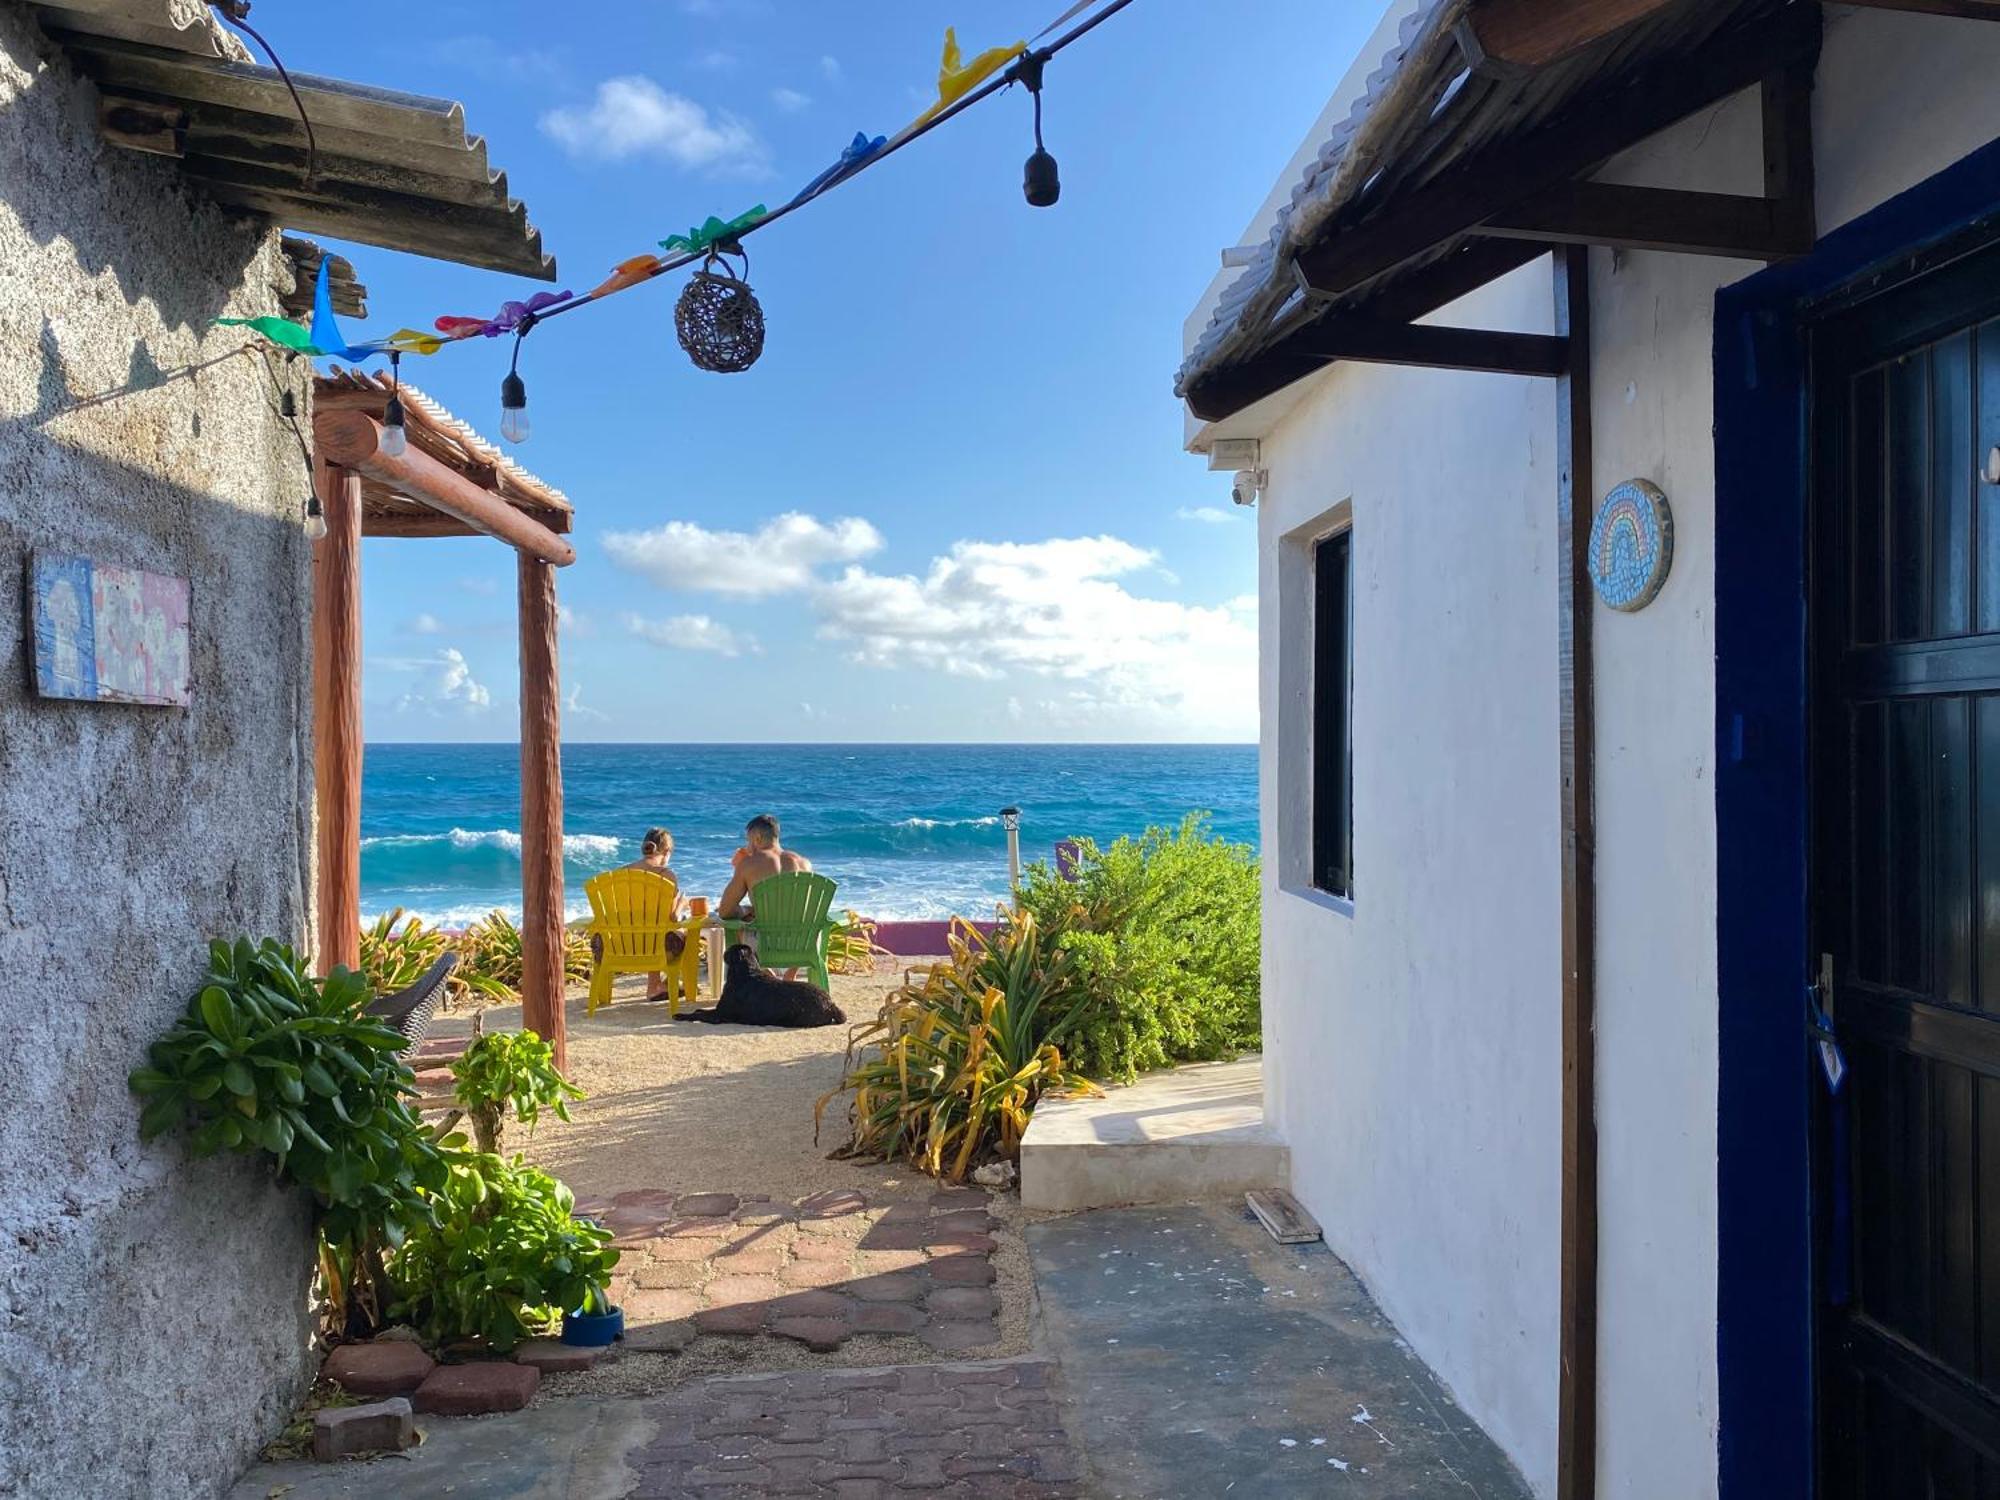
[1175,0,1795,405]
[32,4,557,280]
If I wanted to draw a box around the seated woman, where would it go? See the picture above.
[613,826,689,1002]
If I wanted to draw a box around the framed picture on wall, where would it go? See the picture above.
[29,552,191,707]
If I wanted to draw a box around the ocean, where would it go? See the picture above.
[361,743,1258,927]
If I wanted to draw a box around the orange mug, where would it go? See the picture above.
[688,896,710,919]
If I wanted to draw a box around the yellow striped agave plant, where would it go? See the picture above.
[817,909,1099,1182]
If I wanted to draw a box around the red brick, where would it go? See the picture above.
[771,1290,852,1319]
[778,1259,852,1288]
[652,1235,720,1261]
[929,1187,988,1208]
[627,1287,704,1322]
[791,1235,857,1261]
[799,1189,868,1218]
[312,1397,414,1460]
[323,1340,434,1396]
[613,1188,678,1211]
[927,1287,1000,1320]
[513,1339,599,1373]
[707,1246,785,1275]
[931,1210,996,1234]
[770,1316,852,1352]
[850,1303,924,1335]
[859,1224,931,1251]
[927,1231,1000,1254]
[413,1361,539,1415]
[705,1274,782,1308]
[848,1273,924,1304]
[635,1260,706,1289]
[694,1303,767,1335]
[676,1192,740,1217]
[926,1256,997,1285]
[856,1249,928,1274]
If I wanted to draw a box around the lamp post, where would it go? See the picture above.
[1000,806,1022,892]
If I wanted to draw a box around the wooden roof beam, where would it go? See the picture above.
[1456,0,1683,73]
[1291,317,1569,377]
[1480,182,1812,260]
[316,409,576,565]
[1832,0,2000,17]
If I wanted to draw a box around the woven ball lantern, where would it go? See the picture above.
[675,247,765,373]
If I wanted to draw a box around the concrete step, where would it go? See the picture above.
[1021,1057,1288,1212]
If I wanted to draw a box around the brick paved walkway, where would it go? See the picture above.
[572,1186,1003,1356]
[631,1360,1083,1498]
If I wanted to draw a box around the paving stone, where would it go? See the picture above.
[926,1231,1000,1254]
[926,1287,1000,1321]
[693,1303,767,1335]
[791,1234,858,1261]
[798,1189,868,1218]
[931,1209,995,1231]
[919,1320,1000,1354]
[707,1246,786,1275]
[926,1256,997,1286]
[653,1234,723,1261]
[635,1259,707,1289]
[624,1318,696,1352]
[858,1223,931,1251]
[323,1340,435,1396]
[513,1338,599,1373]
[677,1193,740,1217]
[704,1274,783,1308]
[770,1316,852,1352]
[929,1187,989,1208]
[660,1215,737,1238]
[799,1214,863,1237]
[776,1257,853,1288]
[847,1273,924,1304]
[850,1303,925,1336]
[856,1248,929,1275]
[613,1188,678,1211]
[627,1287,704,1322]
[877,1201,930,1223]
[771,1289,853,1319]
[312,1397,415,1460]
[413,1361,540,1415]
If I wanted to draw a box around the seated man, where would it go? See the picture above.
[718,813,811,921]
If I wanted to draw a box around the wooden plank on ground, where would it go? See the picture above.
[1247,1188,1322,1245]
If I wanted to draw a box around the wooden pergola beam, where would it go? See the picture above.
[517,554,566,1071]
[1456,0,1681,72]
[1291,316,1569,376]
[311,458,364,978]
[1481,182,1812,260]
[315,410,576,566]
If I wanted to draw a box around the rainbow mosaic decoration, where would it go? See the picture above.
[1588,479,1674,612]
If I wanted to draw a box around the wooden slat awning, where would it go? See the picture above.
[1176,0,1821,423]
[313,369,573,542]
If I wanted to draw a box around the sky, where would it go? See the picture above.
[270,0,1380,743]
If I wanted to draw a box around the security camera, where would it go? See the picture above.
[1231,469,1266,508]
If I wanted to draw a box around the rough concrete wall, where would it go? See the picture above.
[0,9,318,1496]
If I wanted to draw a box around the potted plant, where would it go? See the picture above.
[561,1279,624,1347]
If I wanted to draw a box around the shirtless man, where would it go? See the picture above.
[718,813,811,921]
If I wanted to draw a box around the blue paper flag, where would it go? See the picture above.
[791,132,888,205]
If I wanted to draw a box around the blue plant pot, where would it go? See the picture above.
[561,1306,623,1347]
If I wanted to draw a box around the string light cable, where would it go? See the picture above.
[209,2,319,190]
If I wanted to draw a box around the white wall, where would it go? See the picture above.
[1231,8,2000,1499]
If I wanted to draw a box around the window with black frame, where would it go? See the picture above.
[1312,530,1352,899]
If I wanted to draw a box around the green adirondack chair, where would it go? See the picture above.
[724,871,839,991]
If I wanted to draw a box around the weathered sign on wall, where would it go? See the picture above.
[29,552,191,706]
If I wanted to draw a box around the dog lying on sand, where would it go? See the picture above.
[675,944,845,1029]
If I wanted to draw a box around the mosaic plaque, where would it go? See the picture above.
[1588,479,1674,612]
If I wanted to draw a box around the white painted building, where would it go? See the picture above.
[1179,4,2000,1497]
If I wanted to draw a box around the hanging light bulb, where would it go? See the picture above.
[500,370,529,444]
[305,493,329,543]
[1020,52,1060,208]
[379,352,408,458]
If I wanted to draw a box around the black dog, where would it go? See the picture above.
[675,945,845,1028]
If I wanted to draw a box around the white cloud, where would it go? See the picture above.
[564,682,609,723]
[603,512,883,597]
[540,77,767,173]
[621,611,758,657]
[407,612,444,635]
[698,48,737,71]
[819,55,842,81]
[378,647,492,715]
[772,86,811,112]
[1176,506,1238,524]
[811,536,1256,736]
[557,603,596,638]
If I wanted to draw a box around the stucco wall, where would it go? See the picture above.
[0,9,318,1496]
[1234,8,2000,1499]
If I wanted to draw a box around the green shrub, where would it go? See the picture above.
[388,1155,618,1350]
[1016,815,1261,1083]
[828,909,886,976]
[820,911,1095,1180]
[456,910,593,997]
[129,938,453,1328]
[450,1027,583,1154]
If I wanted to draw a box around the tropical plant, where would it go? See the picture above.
[387,1154,619,1350]
[129,938,453,1329]
[455,910,593,997]
[827,909,887,976]
[1015,814,1261,1083]
[357,908,453,996]
[819,911,1097,1181]
[448,1026,584,1154]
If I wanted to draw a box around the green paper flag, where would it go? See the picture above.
[216,315,322,356]
[660,206,769,257]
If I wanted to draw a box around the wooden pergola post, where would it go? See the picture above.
[312,456,364,976]
[517,553,566,1069]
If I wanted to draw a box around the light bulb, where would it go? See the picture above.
[305,495,329,542]
[380,393,408,457]
[1024,147,1060,208]
[500,371,529,444]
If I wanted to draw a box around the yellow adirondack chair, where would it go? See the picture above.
[584,869,701,1016]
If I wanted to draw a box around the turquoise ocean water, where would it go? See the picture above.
[361,743,1258,926]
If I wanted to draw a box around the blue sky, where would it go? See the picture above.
[276,0,1376,743]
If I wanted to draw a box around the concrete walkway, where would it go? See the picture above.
[1029,1203,1532,1498]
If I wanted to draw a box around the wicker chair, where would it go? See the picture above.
[364,953,457,1048]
